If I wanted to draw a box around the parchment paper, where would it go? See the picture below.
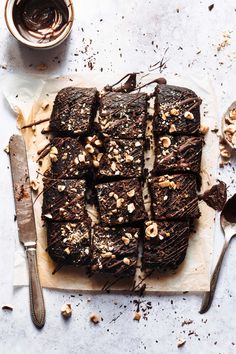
[4,72,219,292]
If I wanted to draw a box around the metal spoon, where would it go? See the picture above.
[200,194,236,313]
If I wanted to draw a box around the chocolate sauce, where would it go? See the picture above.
[13,0,70,43]
[199,181,227,211]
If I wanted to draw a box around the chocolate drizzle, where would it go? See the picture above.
[200,181,227,211]
[13,0,70,43]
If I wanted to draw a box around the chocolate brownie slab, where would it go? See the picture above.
[50,87,98,136]
[98,92,147,139]
[96,178,146,225]
[47,137,91,178]
[91,225,140,276]
[142,220,190,271]
[153,84,201,135]
[97,139,144,179]
[149,174,200,219]
[154,135,203,174]
[47,220,91,266]
[42,179,88,221]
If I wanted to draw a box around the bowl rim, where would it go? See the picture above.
[4,0,74,49]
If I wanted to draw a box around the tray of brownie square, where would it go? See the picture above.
[5,72,218,292]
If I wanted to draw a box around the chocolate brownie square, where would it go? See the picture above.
[50,87,98,136]
[42,179,88,221]
[91,225,140,276]
[153,84,201,135]
[149,174,200,219]
[47,219,91,266]
[98,92,147,139]
[97,139,144,179]
[142,220,190,271]
[47,137,91,178]
[154,135,203,174]
[96,178,146,225]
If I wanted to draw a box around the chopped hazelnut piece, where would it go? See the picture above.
[158,180,177,189]
[116,198,125,208]
[90,313,100,324]
[30,180,39,191]
[160,136,171,148]
[184,111,194,120]
[93,160,100,168]
[50,146,58,155]
[145,221,158,239]
[57,185,66,192]
[122,236,130,245]
[44,213,53,219]
[169,124,177,133]
[101,252,113,258]
[128,203,135,213]
[127,189,135,198]
[220,145,231,158]
[123,257,130,265]
[85,144,95,154]
[200,124,209,134]
[61,304,72,319]
[170,108,179,116]
[133,311,141,321]
[64,247,71,255]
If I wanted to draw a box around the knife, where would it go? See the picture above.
[9,135,46,329]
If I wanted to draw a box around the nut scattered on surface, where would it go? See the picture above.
[122,236,130,245]
[127,189,135,197]
[101,252,113,258]
[200,124,209,134]
[85,144,95,154]
[57,185,66,192]
[61,304,72,319]
[159,180,177,189]
[2,305,13,311]
[30,180,39,191]
[44,213,53,219]
[128,203,135,213]
[90,312,100,324]
[133,312,141,321]
[160,136,171,148]
[170,108,179,116]
[184,111,194,120]
[145,221,158,239]
[177,338,186,348]
[169,124,177,133]
[123,257,131,265]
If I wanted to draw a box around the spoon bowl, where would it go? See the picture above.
[200,194,236,313]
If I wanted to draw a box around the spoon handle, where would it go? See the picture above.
[199,241,228,314]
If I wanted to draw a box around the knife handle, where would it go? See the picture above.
[26,244,46,329]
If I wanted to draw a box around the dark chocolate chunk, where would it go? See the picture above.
[91,225,140,276]
[143,220,190,271]
[42,179,88,221]
[149,174,200,219]
[154,135,203,174]
[153,84,201,135]
[47,137,91,178]
[96,178,146,225]
[50,87,98,136]
[97,139,144,179]
[199,180,227,211]
[98,92,147,139]
[47,219,91,266]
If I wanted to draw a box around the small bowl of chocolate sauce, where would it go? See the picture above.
[5,0,74,49]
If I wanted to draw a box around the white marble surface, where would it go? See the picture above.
[0,1,236,353]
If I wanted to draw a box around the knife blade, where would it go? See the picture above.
[9,134,46,329]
